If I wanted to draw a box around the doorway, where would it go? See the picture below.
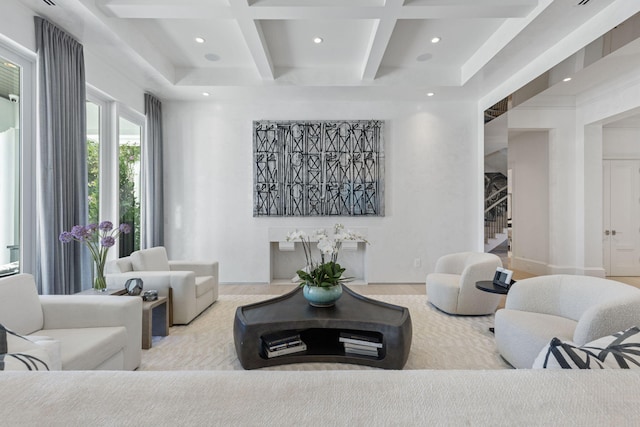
[603,159,640,276]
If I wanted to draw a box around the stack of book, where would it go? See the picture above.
[339,331,382,358]
[261,331,307,358]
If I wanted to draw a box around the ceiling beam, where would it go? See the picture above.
[361,18,397,81]
[228,0,274,80]
[359,0,404,81]
[99,0,537,20]
[97,0,232,19]
[461,0,553,85]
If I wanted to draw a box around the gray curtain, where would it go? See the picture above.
[142,93,164,248]
[34,17,89,294]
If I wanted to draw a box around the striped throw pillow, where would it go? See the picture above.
[0,324,51,371]
[533,326,640,369]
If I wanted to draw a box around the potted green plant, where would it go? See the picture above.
[287,224,368,307]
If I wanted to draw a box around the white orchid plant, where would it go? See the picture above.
[286,224,368,288]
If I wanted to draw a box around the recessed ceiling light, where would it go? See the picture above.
[313,37,323,44]
[416,53,432,62]
[431,37,441,44]
[202,92,210,97]
[563,77,572,82]
[195,37,205,44]
[204,53,221,62]
[426,92,435,97]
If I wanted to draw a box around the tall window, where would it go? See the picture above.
[118,116,141,256]
[0,58,20,277]
[85,96,145,260]
[86,101,100,225]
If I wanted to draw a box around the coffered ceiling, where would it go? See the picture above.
[15,0,633,102]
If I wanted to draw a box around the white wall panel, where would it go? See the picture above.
[163,99,480,283]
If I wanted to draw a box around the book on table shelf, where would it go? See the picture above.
[343,342,379,357]
[267,339,303,351]
[338,331,383,349]
[261,330,301,348]
[344,349,378,358]
[263,341,307,358]
[261,330,306,358]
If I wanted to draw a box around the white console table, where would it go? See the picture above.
[268,227,368,285]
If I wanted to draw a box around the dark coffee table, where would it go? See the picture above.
[233,285,412,369]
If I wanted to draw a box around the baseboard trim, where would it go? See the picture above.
[511,257,548,276]
[547,264,578,275]
[510,259,607,277]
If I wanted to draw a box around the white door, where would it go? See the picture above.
[604,160,640,276]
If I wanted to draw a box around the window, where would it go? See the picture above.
[85,93,145,260]
[86,101,100,225]
[118,116,141,256]
[0,58,20,277]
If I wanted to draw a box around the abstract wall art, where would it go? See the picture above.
[253,120,384,217]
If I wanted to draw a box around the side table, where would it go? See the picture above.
[142,296,169,349]
[475,280,511,295]
[475,280,510,333]
[75,288,170,348]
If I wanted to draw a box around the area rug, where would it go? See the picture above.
[139,294,511,371]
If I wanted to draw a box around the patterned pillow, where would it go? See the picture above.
[533,326,640,369]
[0,324,51,371]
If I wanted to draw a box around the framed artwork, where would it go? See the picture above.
[253,120,384,217]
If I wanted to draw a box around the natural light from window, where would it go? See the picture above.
[0,58,20,277]
[118,116,141,256]
[86,101,100,225]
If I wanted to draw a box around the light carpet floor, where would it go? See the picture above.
[139,294,511,371]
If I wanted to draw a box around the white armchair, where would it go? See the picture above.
[0,273,142,370]
[106,247,218,325]
[426,252,503,315]
[495,274,640,368]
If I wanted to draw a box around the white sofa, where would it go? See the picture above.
[1,370,639,425]
[426,252,503,315]
[0,273,141,370]
[495,274,640,368]
[105,247,218,325]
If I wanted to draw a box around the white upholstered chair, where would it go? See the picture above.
[426,252,503,315]
[106,247,218,325]
[0,273,142,370]
[495,274,640,368]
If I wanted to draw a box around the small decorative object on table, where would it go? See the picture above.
[59,221,131,292]
[125,277,143,296]
[493,267,515,289]
[142,290,158,301]
[287,224,368,307]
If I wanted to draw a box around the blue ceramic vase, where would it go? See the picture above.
[302,284,343,307]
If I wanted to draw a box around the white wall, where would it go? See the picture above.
[578,70,640,276]
[508,131,549,275]
[603,127,640,158]
[498,62,640,277]
[484,114,508,175]
[507,104,578,274]
[163,99,481,284]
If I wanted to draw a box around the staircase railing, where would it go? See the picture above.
[485,184,508,242]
